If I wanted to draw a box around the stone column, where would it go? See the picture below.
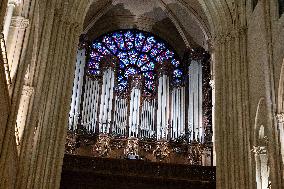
[15,85,34,150]
[213,26,253,189]
[6,16,29,88]
[14,8,84,189]
[276,113,284,165]
[2,0,21,40]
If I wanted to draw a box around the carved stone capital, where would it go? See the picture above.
[251,146,267,155]
[276,113,284,123]
[10,16,29,29]
[22,85,34,97]
[8,0,21,6]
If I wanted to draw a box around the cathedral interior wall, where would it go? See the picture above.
[0,0,283,188]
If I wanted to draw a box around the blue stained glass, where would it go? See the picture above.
[142,36,156,52]
[137,54,150,67]
[118,80,128,91]
[90,54,103,62]
[124,31,134,50]
[120,59,130,66]
[112,32,125,50]
[118,75,124,82]
[117,51,128,59]
[88,62,100,69]
[135,33,146,51]
[125,67,137,77]
[141,62,155,71]
[156,52,166,63]
[117,52,129,66]
[88,69,100,75]
[102,36,117,54]
[90,51,100,58]
[150,42,165,57]
[164,49,174,59]
[143,72,155,80]
[128,49,139,64]
[145,80,154,90]
[173,78,182,85]
[89,30,183,95]
[171,59,180,67]
[119,62,126,69]
[173,69,183,77]
[93,42,110,55]
[124,31,135,41]
[126,41,134,50]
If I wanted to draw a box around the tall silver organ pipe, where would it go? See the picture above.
[140,99,156,138]
[157,75,170,140]
[188,60,203,142]
[69,49,86,131]
[113,97,128,136]
[171,87,186,139]
[98,68,115,133]
[128,87,141,137]
[81,78,100,132]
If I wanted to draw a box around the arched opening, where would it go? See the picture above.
[61,1,214,188]
[66,29,212,163]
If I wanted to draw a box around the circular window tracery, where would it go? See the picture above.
[87,29,184,96]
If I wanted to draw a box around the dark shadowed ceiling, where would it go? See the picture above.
[83,0,210,56]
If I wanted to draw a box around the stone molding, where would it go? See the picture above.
[22,85,34,97]
[276,113,284,123]
[10,16,29,29]
[213,26,248,45]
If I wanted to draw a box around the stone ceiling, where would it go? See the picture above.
[83,0,210,55]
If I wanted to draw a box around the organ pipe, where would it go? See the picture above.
[188,60,203,142]
[69,51,205,143]
[68,49,86,131]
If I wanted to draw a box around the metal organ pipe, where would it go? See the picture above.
[157,75,170,140]
[98,68,115,134]
[69,49,205,145]
[181,87,185,135]
[69,49,86,131]
[188,60,203,142]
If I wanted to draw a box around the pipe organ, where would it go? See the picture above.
[69,30,209,145]
[69,54,204,142]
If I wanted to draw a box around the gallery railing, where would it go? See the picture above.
[62,154,216,182]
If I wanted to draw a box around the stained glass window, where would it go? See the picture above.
[87,29,183,95]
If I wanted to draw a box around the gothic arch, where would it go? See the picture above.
[2,1,269,189]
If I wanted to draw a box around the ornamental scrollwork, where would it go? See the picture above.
[93,134,111,157]
[153,140,170,161]
[187,141,203,165]
[124,137,139,157]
